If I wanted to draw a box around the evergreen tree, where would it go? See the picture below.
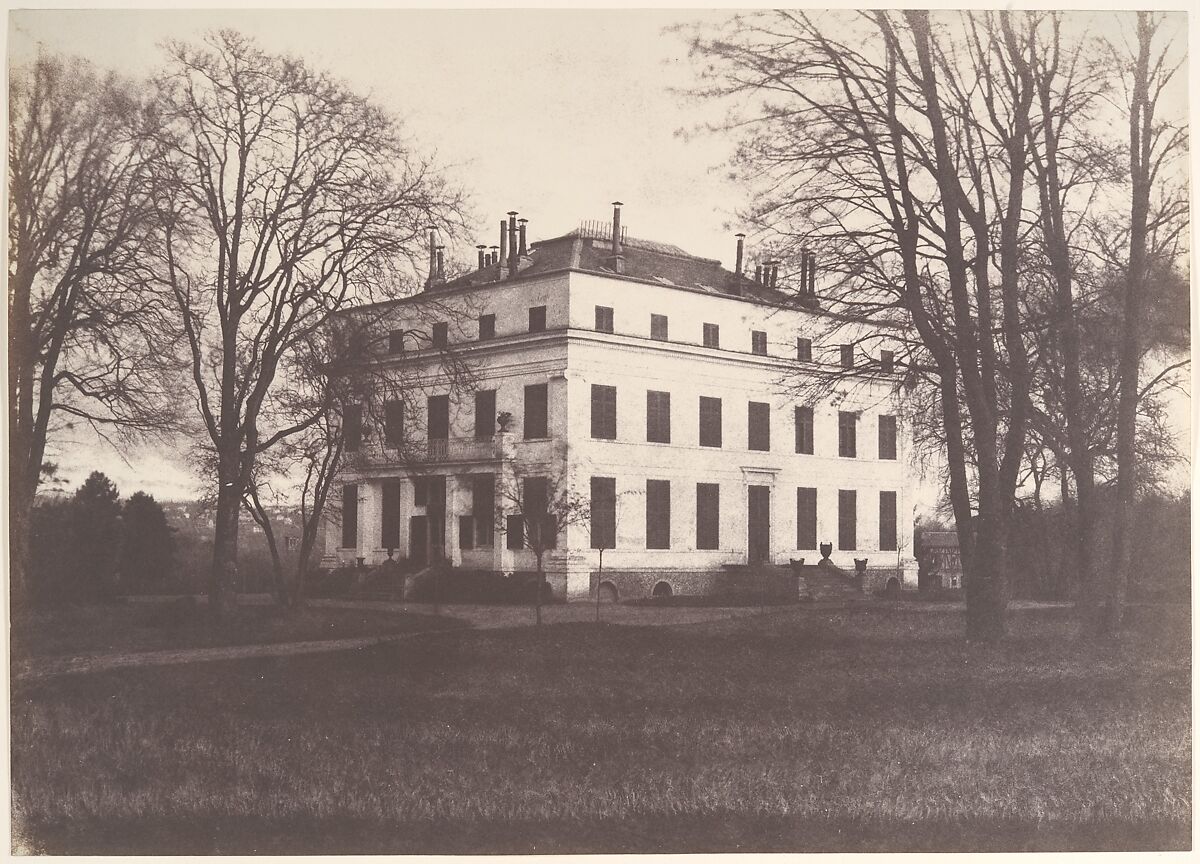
[119,491,175,591]
[68,471,122,602]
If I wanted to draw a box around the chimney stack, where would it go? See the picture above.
[499,220,508,267]
[507,211,518,278]
[611,201,625,274]
[799,249,809,294]
[807,252,816,295]
[754,264,763,285]
[489,245,499,267]
[477,244,486,270]
[436,245,445,283]
[518,218,528,257]
[425,225,437,290]
[734,233,745,278]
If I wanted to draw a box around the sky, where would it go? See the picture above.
[11,8,753,500]
[8,7,1192,505]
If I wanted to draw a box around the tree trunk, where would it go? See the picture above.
[9,476,35,612]
[209,463,242,622]
[1110,11,1156,637]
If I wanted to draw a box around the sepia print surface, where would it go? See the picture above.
[7,6,1191,856]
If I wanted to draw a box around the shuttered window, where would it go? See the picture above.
[699,396,722,447]
[839,489,857,550]
[646,480,671,549]
[696,483,720,550]
[524,383,548,439]
[590,477,616,550]
[591,385,617,440]
[748,402,770,451]
[880,491,898,551]
[341,484,358,548]
[797,487,817,550]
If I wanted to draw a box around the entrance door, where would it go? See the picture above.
[409,516,428,566]
[748,485,771,564]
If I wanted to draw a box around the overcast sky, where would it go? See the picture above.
[10,7,1191,504]
[12,8,756,500]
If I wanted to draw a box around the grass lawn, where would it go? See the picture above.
[10,603,1190,854]
[10,601,460,659]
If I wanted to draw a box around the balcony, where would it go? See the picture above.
[422,436,501,463]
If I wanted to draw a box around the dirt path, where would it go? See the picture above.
[12,601,763,683]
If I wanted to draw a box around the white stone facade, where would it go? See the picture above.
[327,230,919,599]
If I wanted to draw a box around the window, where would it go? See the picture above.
[432,322,448,348]
[646,390,671,443]
[840,344,854,369]
[839,489,857,550]
[414,477,428,507]
[388,330,404,354]
[478,314,496,340]
[529,305,547,332]
[839,411,857,458]
[646,479,671,549]
[590,476,616,549]
[880,491,898,551]
[381,482,401,548]
[696,483,720,550]
[878,414,897,460]
[881,349,894,374]
[748,401,771,451]
[699,396,722,447]
[427,395,449,441]
[751,330,767,355]
[650,314,668,341]
[474,390,496,440]
[595,305,614,333]
[795,406,814,455]
[343,404,362,452]
[384,400,404,446]
[703,322,720,348]
[459,515,475,549]
[506,514,524,549]
[524,383,548,439]
[591,384,617,440]
[797,337,812,362]
[473,474,495,546]
[341,484,358,548]
[797,487,817,550]
[523,477,556,550]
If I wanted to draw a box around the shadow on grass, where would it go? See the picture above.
[17,813,1190,855]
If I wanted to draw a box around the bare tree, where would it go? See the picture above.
[1105,12,1188,634]
[8,53,180,607]
[147,31,466,620]
[495,464,591,628]
[686,10,1051,639]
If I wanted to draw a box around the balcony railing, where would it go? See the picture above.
[423,436,501,462]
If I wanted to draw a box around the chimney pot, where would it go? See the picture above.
[734,233,745,278]
[499,221,508,266]
[508,212,519,278]
[611,201,624,274]
[754,264,763,284]
[518,218,528,257]
[477,244,486,269]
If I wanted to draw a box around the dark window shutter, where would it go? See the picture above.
[839,489,857,550]
[474,390,497,440]
[797,487,817,550]
[524,383,548,439]
[699,396,722,447]
[591,385,617,439]
[878,414,897,460]
[795,406,814,454]
[646,480,671,549]
[529,306,547,332]
[880,491,898,551]
[696,483,720,550]
[590,476,617,549]
[650,314,669,341]
[839,411,857,458]
[647,391,671,443]
[748,402,770,451]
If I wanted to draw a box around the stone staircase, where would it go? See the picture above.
[349,562,437,601]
